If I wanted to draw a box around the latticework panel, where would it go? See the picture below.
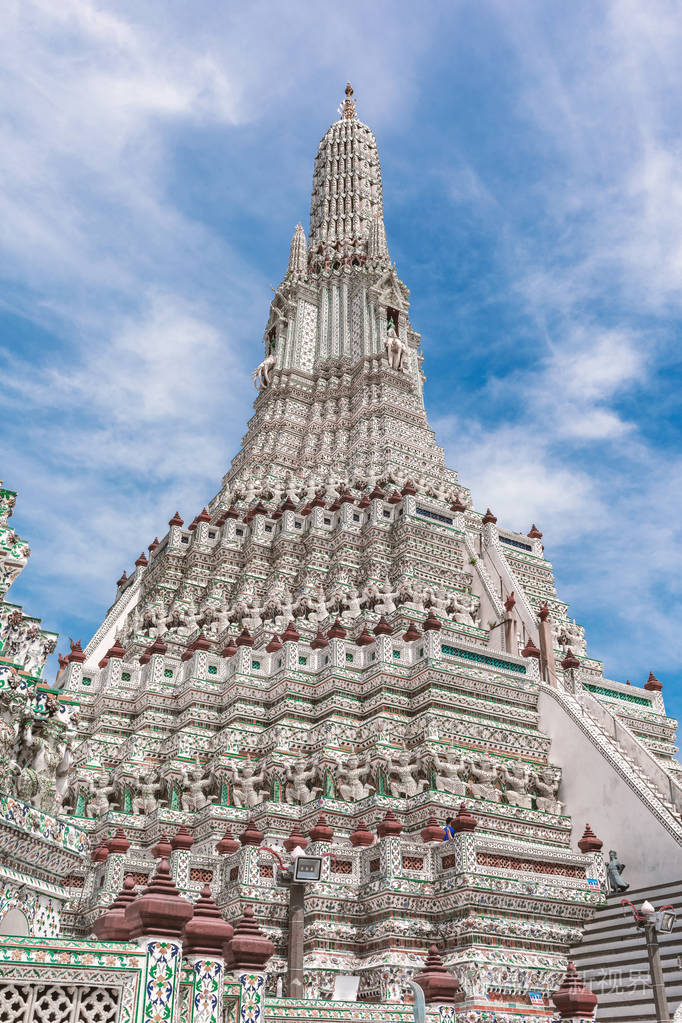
[0,984,121,1023]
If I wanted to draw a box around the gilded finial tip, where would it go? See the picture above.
[340,82,357,120]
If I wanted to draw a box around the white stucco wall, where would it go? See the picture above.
[538,688,682,888]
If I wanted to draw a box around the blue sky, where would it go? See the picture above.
[2,1,681,732]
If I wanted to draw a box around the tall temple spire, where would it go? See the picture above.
[309,84,383,261]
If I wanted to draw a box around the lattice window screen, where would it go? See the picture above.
[0,984,121,1023]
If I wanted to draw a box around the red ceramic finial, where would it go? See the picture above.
[135,552,148,567]
[423,610,441,632]
[151,832,172,860]
[481,508,497,525]
[552,961,598,1019]
[168,511,184,527]
[67,639,86,664]
[311,628,329,649]
[106,636,126,660]
[377,808,403,838]
[182,883,233,955]
[124,857,193,939]
[414,944,465,1005]
[328,619,347,639]
[349,819,375,847]
[236,627,254,647]
[452,803,477,833]
[528,523,543,539]
[283,823,308,853]
[90,839,110,863]
[403,622,422,642]
[148,537,160,552]
[225,905,275,970]
[239,817,264,847]
[117,570,128,588]
[421,815,446,844]
[521,638,541,659]
[310,813,334,842]
[561,648,580,670]
[356,625,374,646]
[92,874,137,941]
[450,495,466,512]
[373,615,392,636]
[107,827,131,855]
[216,825,240,856]
[644,671,662,692]
[171,824,194,851]
[577,823,603,854]
[281,621,300,643]
[197,507,211,523]
[265,633,283,652]
[221,637,237,658]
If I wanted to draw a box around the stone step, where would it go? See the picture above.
[571,879,682,1021]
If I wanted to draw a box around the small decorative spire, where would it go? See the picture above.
[349,818,375,847]
[377,808,403,838]
[171,824,194,851]
[403,622,422,642]
[552,961,598,1019]
[421,815,446,844]
[182,883,234,956]
[482,508,497,525]
[452,802,477,833]
[107,827,131,855]
[561,648,580,670]
[124,857,193,939]
[577,823,603,854]
[239,817,264,846]
[310,813,334,842]
[644,671,662,692]
[414,944,465,1005]
[225,905,275,971]
[340,82,357,120]
[288,224,307,275]
[92,874,137,941]
[283,823,308,853]
[216,825,240,856]
[521,637,541,659]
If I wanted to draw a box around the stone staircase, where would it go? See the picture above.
[570,880,682,1021]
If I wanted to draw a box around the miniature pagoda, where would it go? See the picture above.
[1,84,680,1023]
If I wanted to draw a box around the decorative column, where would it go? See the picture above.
[376,810,402,882]
[577,824,607,890]
[183,884,234,1023]
[235,628,254,673]
[537,603,557,685]
[226,906,275,1023]
[238,818,264,884]
[328,619,347,667]
[503,592,517,654]
[104,827,131,893]
[373,616,393,661]
[422,610,441,658]
[124,857,194,1023]
[449,803,477,872]
[281,621,300,670]
[170,823,195,889]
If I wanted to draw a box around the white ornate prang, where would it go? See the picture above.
[0,86,679,1019]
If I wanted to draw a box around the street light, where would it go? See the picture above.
[622,898,677,1023]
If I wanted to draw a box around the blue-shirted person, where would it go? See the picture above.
[443,816,456,840]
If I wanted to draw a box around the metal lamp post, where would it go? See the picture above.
[622,898,677,1023]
